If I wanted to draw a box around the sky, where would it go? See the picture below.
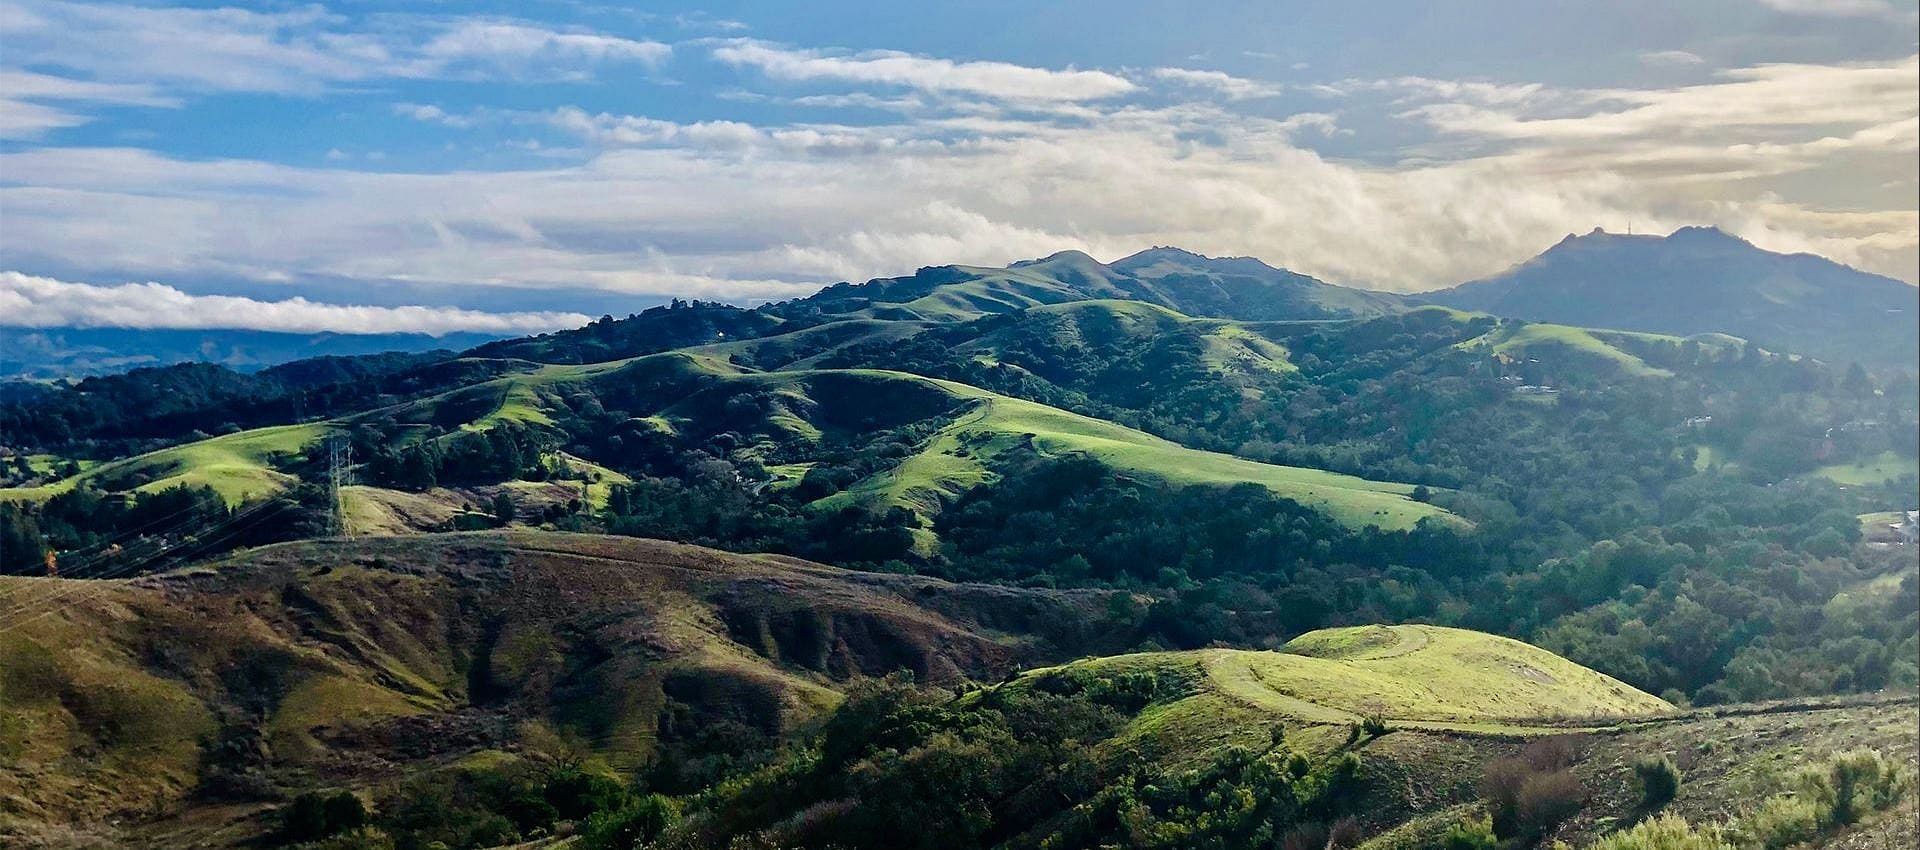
[1,0,1916,335]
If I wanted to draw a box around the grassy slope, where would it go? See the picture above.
[0,423,329,506]
[1815,450,1919,486]
[1022,625,1670,744]
[814,373,1452,531]
[372,348,1448,533]
[0,532,1115,841]
[1462,321,1673,377]
[960,299,1296,376]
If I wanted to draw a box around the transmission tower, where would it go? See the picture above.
[327,435,354,538]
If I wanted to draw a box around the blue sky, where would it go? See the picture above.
[1,0,1915,333]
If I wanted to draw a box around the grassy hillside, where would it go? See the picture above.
[1814,450,1919,487]
[363,349,1452,533]
[820,378,1451,531]
[0,531,1119,842]
[0,422,329,506]
[1021,624,1671,741]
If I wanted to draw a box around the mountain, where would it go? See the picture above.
[778,247,1404,326]
[0,327,513,381]
[1423,226,1920,368]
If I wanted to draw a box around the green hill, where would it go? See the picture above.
[0,422,330,506]
[1019,624,1671,743]
[380,350,1453,533]
[0,532,1120,841]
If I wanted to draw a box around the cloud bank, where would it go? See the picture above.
[0,272,591,336]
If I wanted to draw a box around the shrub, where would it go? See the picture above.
[1797,749,1909,827]
[1739,795,1820,850]
[1361,715,1391,738]
[1327,816,1365,849]
[1522,736,1579,771]
[280,790,368,843]
[1586,813,1733,850]
[1440,814,1499,850]
[579,794,681,850]
[1633,754,1682,810]
[1482,750,1585,842]
[1515,770,1585,838]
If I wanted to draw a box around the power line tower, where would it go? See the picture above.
[327,435,354,538]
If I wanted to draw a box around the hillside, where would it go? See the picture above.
[0,531,1123,844]
[5,533,1908,849]
[364,350,1452,533]
[1424,227,1920,368]
[783,247,1403,327]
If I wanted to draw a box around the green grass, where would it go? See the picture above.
[966,300,1297,376]
[1016,625,1673,745]
[819,375,1455,531]
[0,423,329,506]
[1813,451,1917,486]
[1463,321,1672,377]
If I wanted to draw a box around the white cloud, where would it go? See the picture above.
[1755,0,1906,16]
[0,271,590,336]
[411,20,669,80]
[0,46,1912,301]
[1639,50,1707,66]
[0,1,670,94]
[0,69,178,139]
[1151,67,1283,100]
[711,39,1135,102]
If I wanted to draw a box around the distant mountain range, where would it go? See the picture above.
[0,327,509,381]
[1422,227,1918,368]
[4,229,1915,380]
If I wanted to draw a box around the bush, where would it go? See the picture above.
[1361,715,1391,738]
[1515,770,1585,838]
[1740,795,1821,850]
[579,794,680,850]
[1587,813,1732,850]
[1482,746,1585,842]
[1798,749,1909,827]
[1633,754,1682,809]
[281,790,367,843]
[1440,814,1499,850]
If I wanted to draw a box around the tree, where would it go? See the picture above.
[492,493,517,525]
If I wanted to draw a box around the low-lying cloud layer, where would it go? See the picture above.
[0,272,591,336]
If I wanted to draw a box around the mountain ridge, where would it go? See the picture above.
[1422,226,1919,367]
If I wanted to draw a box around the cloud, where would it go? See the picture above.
[412,20,669,80]
[1755,0,1906,16]
[1151,67,1283,100]
[0,48,1912,300]
[0,68,178,139]
[0,271,590,336]
[0,1,670,94]
[711,39,1135,102]
[1639,50,1707,66]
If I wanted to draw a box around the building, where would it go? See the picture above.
[1897,510,1919,546]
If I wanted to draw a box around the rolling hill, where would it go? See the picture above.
[4,532,1907,849]
[788,247,1403,326]
[0,532,1123,843]
[1423,227,1920,368]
